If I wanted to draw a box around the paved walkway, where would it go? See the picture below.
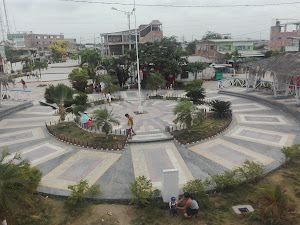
[1,81,300,199]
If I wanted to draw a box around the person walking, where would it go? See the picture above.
[20,79,26,90]
[107,91,111,106]
[176,192,199,218]
[125,113,136,139]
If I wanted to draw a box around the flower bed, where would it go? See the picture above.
[170,116,232,145]
[46,122,127,150]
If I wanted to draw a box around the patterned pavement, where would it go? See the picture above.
[1,80,300,199]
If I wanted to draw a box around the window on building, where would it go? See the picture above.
[210,45,214,50]
[37,36,41,39]
[50,36,53,38]
[37,42,39,44]
[219,45,231,51]
[235,46,251,51]
[181,71,189,79]
[44,36,47,39]
[57,36,60,38]
[44,47,48,50]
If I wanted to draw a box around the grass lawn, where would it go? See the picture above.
[48,122,126,147]
[172,117,231,143]
[11,159,300,225]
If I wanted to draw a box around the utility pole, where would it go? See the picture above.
[3,0,10,34]
[94,34,96,50]
[0,3,5,42]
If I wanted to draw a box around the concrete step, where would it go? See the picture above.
[128,132,173,143]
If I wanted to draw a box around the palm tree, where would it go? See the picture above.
[173,100,204,130]
[45,84,73,121]
[256,184,295,224]
[209,100,232,119]
[92,107,120,136]
[33,60,48,79]
[0,149,31,225]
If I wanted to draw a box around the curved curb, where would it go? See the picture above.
[128,136,174,143]
[219,90,300,126]
[0,102,33,120]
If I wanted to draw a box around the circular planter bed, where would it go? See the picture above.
[46,122,127,150]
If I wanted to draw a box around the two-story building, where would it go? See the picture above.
[270,20,300,52]
[7,32,76,57]
[195,39,264,63]
[101,20,163,56]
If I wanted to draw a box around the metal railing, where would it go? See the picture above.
[1,89,32,101]
[217,77,247,89]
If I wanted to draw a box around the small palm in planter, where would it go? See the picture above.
[93,107,120,136]
[209,100,232,119]
[173,99,204,131]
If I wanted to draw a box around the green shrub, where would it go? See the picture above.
[20,166,42,194]
[130,175,160,206]
[72,105,87,116]
[74,93,88,106]
[186,87,206,102]
[209,100,232,119]
[67,180,101,207]
[209,171,241,191]
[85,85,94,94]
[234,160,263,183]
[174,81,185,89]
[182,179,212,210]
[281,146,300,163]
[186,80,203,88]
[208,160,263,192]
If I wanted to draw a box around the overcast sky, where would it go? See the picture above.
[2,0,300,43]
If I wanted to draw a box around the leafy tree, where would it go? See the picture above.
[173,100,204,130]
[50,40,69,62]
[21,57,34,73]
[98,74,120,94]
[231,50,241,70]
[0,148,42,224]
[33,60,48,77]
[69,68,88,92]
[186,40,198,55]
[130,175,160,206]
[222,52,231,63]
[138,36,188,81]
[209,100,232,119]
[185,62,206,80]
[256,184,295,225]
[146,72,166,95]
[4,42,22,71]
[92,107,120,135]
[44,84,73,121]
[72,93,88,116]
[201,31,223,41]
[80,49,101,83]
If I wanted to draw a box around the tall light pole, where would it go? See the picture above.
[111,7,133,51]
[133,0,143,113]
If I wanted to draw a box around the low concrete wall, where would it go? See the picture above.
[0,102,33,120]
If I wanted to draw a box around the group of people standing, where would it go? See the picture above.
[25,71,41,79]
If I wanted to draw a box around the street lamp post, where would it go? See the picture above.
[133,0,143,113]
[111,7,133,51]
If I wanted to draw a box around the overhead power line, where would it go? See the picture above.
[60,0,300,8]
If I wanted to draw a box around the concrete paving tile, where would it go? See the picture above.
[235,114,291,125]
[189,138,274,170]
[226,125,295,147]
[232,103,271,112]
[4,142,72,166]
[0,116,59,129]
[0,127,45,147]
[41,150,120,190]
[131,141,193,188]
